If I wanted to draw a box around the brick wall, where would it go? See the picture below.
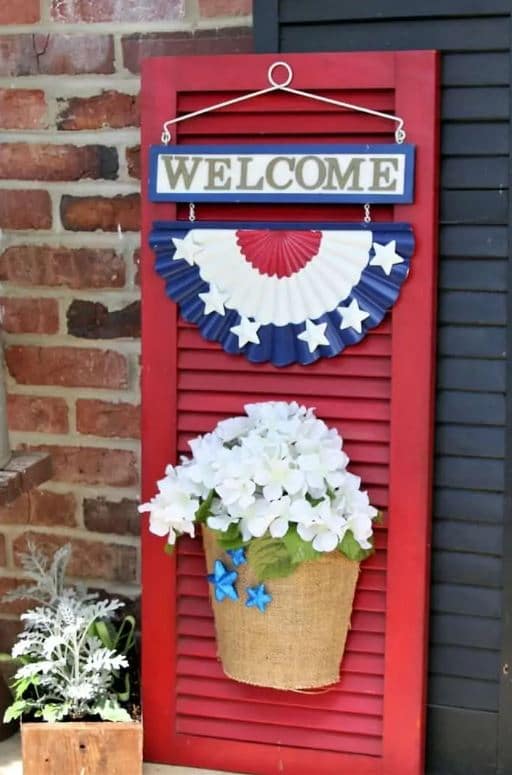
[0,0,253,648]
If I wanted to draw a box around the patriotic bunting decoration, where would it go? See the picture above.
[150,221,414,367]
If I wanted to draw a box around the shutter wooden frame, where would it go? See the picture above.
[141,51,439,775]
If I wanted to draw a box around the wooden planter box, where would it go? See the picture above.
[21,720,143,775]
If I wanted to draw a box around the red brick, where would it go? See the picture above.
[0,89,47,129]
[0,533,6,565]
[52,0,185,23]
[0,144,118,182]
[0,297,59,334]
[0,493,30,524]
[122,28,253,74]
[126,145,140,180]
[199,0,252,17]
[61,194,140,232]
[0,35,34,76]
[0,246,125,289]
[36,33,115,75]
[67,299,140,339]
[13,531,137,583]
[0,0,40,24]
[77,400,140,439]
[83,496,139,536]
[29,489,76,526]
[57,91,139,131]
[133,248,140,286]
[7,395,69,434]
[0,618,23,652]
[25,445,138,487]
[5,346,128,389]
[0,489,76,526]
[0,34,114,76]
[0,190,51,230]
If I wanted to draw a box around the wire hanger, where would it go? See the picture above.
[161,61,406,145]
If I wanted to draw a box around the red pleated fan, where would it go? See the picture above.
[236,229,322,278]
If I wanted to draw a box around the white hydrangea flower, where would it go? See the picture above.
[296,500,347,552]
[138,469,197,544]
[215,416,251,442]
[141,400,378,555]
[215,477,256,509]
[206,496,239,532]
[243,495,294,539]
[344,512,375,550]
[253,456,305,501]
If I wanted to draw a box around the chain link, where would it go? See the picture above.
[363,203,371,224]
[189,202,196,222]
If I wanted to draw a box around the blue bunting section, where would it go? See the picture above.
[150,220,415,367]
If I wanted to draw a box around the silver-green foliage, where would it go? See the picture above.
[3,544,131,723]
[3,542,85,605]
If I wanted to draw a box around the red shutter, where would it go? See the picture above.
[141,51,439,775]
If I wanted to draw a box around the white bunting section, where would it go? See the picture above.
[182,229,373,326]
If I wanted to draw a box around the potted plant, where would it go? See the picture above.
[140,400,380,690]
[2,543,141,775]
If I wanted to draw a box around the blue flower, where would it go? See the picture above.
[207,560,238,602]
[227,548,247,567]
[245,584,272,613]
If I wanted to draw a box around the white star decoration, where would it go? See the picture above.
[338,299,370,334]
[230,316,261,347]
[297,319,329,353]
[171,234,197,266]
[199,284,228,316]
[370,240,404,275]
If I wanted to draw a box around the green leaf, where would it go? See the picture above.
[41,703,69,723]
[116,672,131,703]
[12,676,34,699]
[96,699,131,723]
[3,699,30,723]
[92,620,116,650]
[214,523,246,551]
[247,535,295,581]
[195,490,215,524]
[113,615,136,655]
[338,531,374,563]
[282,526,320,565]
[305,493,326,508]
[374,510,385,526]
[164,543,175,556]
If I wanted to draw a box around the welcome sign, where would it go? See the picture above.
[149,143,415,203]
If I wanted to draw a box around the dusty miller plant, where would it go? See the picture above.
[3,543,132,723]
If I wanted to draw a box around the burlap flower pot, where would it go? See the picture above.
[202,527,360,690]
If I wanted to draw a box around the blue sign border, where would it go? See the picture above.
[149,143,415,204]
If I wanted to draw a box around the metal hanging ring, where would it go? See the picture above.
[267,61,293,88]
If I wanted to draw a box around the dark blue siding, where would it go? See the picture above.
[254,2,511,772]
